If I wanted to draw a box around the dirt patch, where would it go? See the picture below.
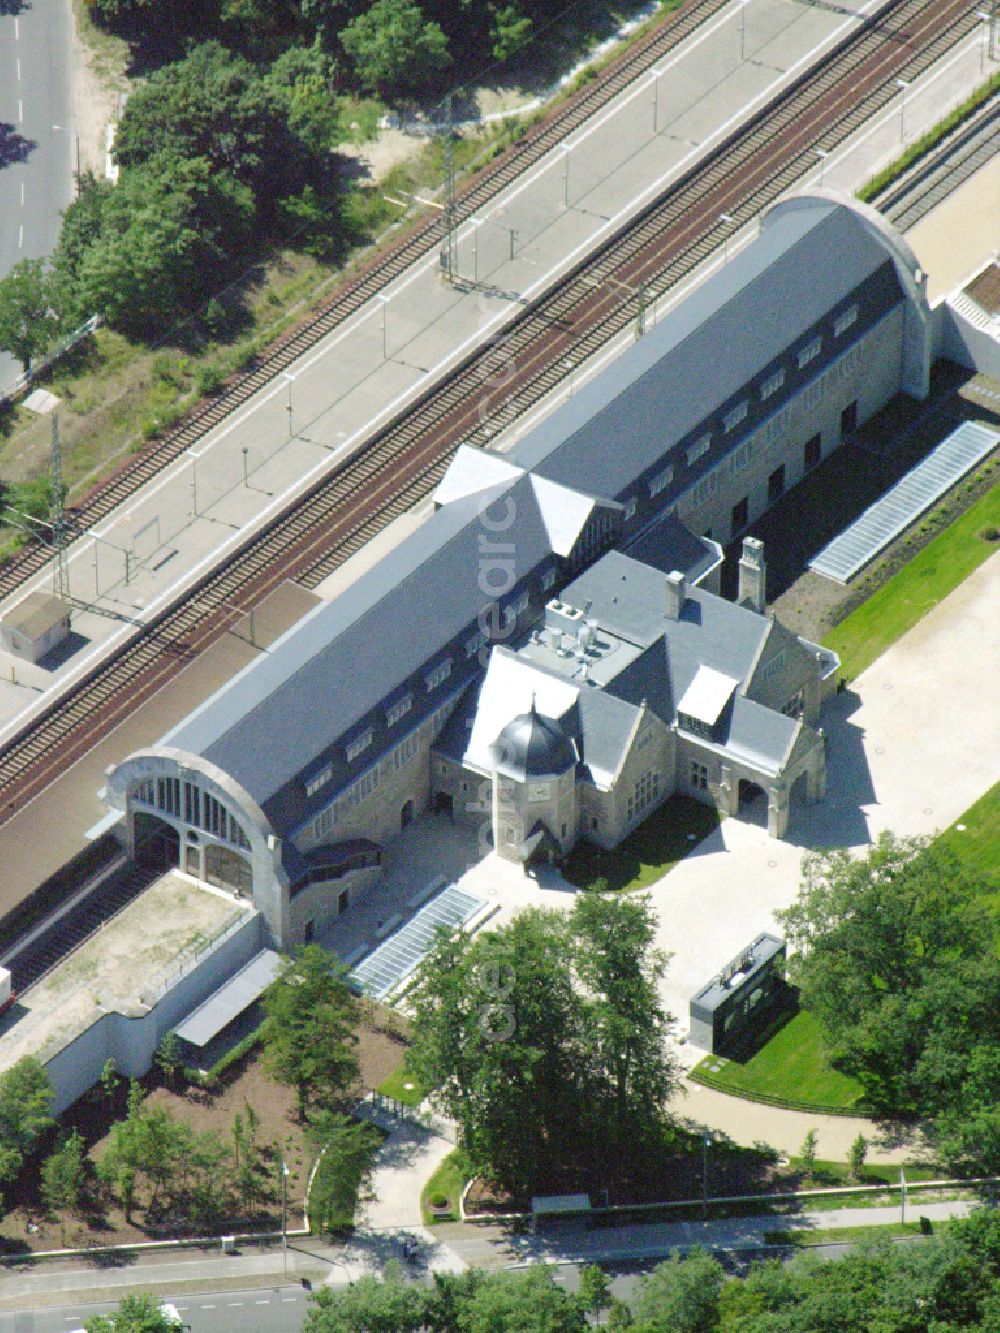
[69,0,127,178]
[0,1013,408,1255]
[966,260,1000,316]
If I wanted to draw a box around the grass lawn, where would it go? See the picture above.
[937,781,1000,932]
[562,795,719,892]
[690,1010,865,1112]
[377,1062,424,1108]
[823,482,1000,682]
[421,1149,472,1226]
[764,1220,934,1247]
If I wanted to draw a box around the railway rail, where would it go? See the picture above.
[0,0,733,603]
[876,93,1000,230]
[0,0,981,835]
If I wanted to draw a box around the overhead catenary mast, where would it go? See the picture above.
[439,94,458,282]
[50,414,69,602]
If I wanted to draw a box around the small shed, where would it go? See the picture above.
[0,592,71,664]
[530,1193,592,1234]
[689,933,790,1055]
[174,949,281,1070]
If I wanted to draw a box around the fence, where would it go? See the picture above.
[138,910,253,1009]
[0,315,101,411]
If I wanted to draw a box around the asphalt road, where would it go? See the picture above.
[0,1284,312,1332]
[0,0,75,390]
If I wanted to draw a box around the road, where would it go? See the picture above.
[0,0,75,389]
[0,1284,311,1332]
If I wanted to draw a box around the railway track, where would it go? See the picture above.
[877,93,1000,231]
[0,0,733,603]
[0,0,980,831]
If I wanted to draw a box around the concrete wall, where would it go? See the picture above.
[43,911,263,1115]
[287,864,382,948]
[932,302,1000,380]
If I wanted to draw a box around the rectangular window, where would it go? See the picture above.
[686,434,711,466]
[505,591,529,623]
[541,568,556,591]
[690,762,708,791]
[426,658,452,690]
[305,763,333,797]
[761,368,785,401]
[723,401,748,433]
[834,303,859,336]
[804,433,821,470]
[731,496,749,534]
[624,497,637,521]
[648,464,674,497]
[768,464,785,502]
[314,807,333,841]
[840,400,858,437]
[465,631,485,660]
[797,336,822,369]
[345,729,373,763]
[386,693,412,727]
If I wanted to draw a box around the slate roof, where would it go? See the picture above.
[163,473,555,811]
[509,201,902,498]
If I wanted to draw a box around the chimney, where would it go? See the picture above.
[665,569,685,620]
[738,537,766,613]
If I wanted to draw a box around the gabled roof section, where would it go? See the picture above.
[722,696,800,773]
[433,444,524,508]
[575,688,642,788]
[509,200,903,498]
[529,474,618,557]
[162,474,557,811]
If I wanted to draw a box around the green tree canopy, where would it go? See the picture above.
[340,0,452,98]
[777,833,1000,1168]
[0,259,61,372]
[84,1292,184,1332]
[306,1110,381,1234]
[304,1260,426,1331]
[629,1248,724,1333]
[262,944,360,1119]
[407,896,677,1197]
[0,1057,54,1185]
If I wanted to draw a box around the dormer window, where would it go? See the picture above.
[345,728,373,763]
[686,435,711,466]
[723,401,748,433]
[761,368,785,401]
[426,658,452,691]
[797,335,821,369]
[304,763,333,797]
[834,303,858,336]
[386,693,412,727]
[649,464,674,497]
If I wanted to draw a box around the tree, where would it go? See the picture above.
[457,1267,588,1333]
[0,1057,55,1185]
[489,3,533,62]
[155,1031,182,1089]
[0,259,60,372]
[41,1130,87,1241]
[578,1264,612,1320]
[100,1057,121,1110]
[848,1132,867,1181]
[407,898,678,1198]
[84,1292,183,1332]
[628,1249,723,1333]
[304,1260,426,1331]
[341,0,452,98]
[777,833,1000,1171]
[305,1110,381,1234]
[261,945,359,1119]
[799,1128,818,1181]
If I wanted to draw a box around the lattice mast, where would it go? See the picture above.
[50,414,69,601]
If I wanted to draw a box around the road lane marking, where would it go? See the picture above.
[20,183,25,205]
[17,57,21,80]
[18,99,23,122]
[18,225,23,249]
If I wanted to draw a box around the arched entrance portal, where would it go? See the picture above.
[738,779,768,828]
[134,812,180,873]
[401,799,415,830]
[204,843,253,897]
[433,792,453,817]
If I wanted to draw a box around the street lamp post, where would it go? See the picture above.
[740,0,748,62]
[651,67,664,133]
[242,446,249,488]
[977,11,991,72]
[815,148,829,188]
[471,218,483,282]
[376,293,389,359]
[281,1158,290,1279]
[562,143,571,208]
[895,78,909,143]
[702,1132,711,1221]
[283,372,294,439]
[186,451,198,516]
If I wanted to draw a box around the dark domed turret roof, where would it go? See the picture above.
[492,699,576,780]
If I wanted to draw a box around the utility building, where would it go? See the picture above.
[103,194,931,949]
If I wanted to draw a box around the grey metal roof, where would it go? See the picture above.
[510,202,901,498]
[174,949,281,1049]
[1,592,70,639]
[574,687,640,785]
[722,695,799,771]
[808,421,1000,583]
[690,933,785,1014]
[625,511,720,583]
[162,473,558,812]
[350,884,485,1000]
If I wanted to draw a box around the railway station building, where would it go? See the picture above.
[103,193,930,949]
